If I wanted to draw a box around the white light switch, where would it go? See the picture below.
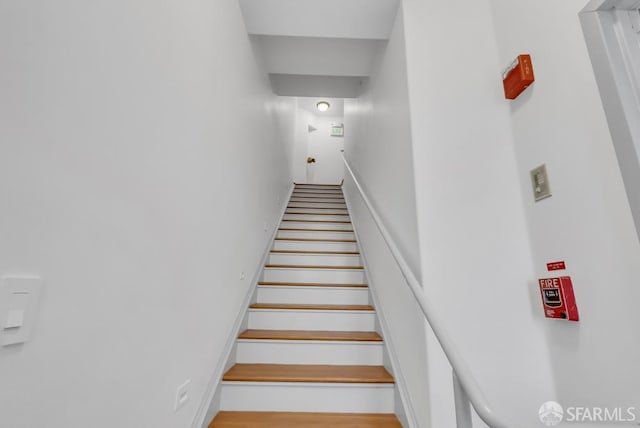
[174,379,191,412]
[1,276,43,346]
[5,309,24,329]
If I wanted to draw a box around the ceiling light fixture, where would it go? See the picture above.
[316,101,330,112]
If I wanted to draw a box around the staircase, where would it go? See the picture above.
[209,183,402,427]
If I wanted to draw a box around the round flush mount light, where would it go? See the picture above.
[316,101,330,112]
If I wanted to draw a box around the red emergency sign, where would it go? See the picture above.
[546,261,566,271]
[538,276,579,321]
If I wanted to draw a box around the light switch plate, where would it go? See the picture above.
[530,164,552,202]
[1,276,43,346]
[174,379,191,412]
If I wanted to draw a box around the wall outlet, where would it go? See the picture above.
[174,379,191,412]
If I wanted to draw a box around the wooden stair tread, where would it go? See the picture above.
[265,264,363,269]
[275,238,356,242]
[223,364,393,383]
[285,212,349,216]
[271,250,359,255]
[239,329,382,342]
[290,196,344,199]
[279,228,354,232]
[250,303,374,311]
[282,219,352,224]
[293,189,343,191]
[286,206,348,210]
[291,195,346,199]
[295,183,342,186]
[292,190,343,192]
[293,189,343,192]
[290,199,346,202]
[289,200,346,204]
[210,411,401,427]
[259,281,367,288]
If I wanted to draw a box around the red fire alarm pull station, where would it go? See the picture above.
[502,54,535,100]
[538,276,579,321]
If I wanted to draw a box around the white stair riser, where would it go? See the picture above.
[292,193,344,196]
[263,268,364,283]
[273,240,358,252]
[257,286,369,305]
[289,198,344,206]
[290,194,344,203]
[293,192,342,196]
[280,221,353,230]
[236,341,383,365]
[284,214,350,222]
[289,202,347,209]
[277,230,355,240]
[295,185,342,191]
[289,200,347,206]
[248,309,375,331]
[293,187,343,193]
[220,382,394,413]
[291,197,344,200]
[287,206,347,211]
[293,187,343,192]
[285,209,349,215]
[268,253,361,265]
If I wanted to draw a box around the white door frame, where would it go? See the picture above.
[581,0,640,241]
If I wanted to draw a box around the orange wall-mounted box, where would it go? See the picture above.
[502,54,535,100]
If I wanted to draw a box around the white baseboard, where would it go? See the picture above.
[191,183,294,428]
[342,184,418,428]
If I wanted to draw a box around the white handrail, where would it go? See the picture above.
[341,155,509,428]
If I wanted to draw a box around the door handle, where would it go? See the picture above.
[307,157,316,164]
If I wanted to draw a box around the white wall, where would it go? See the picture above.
[343,9,422,278]
[489,0,640,419]
[400,0,556,426]
[343,175,429,428]
[273,96,298,180]
[343,8,429,427]
[0,1,291,428]
[396,0,640,426]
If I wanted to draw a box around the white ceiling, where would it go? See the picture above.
[239,0,399,98]
[269,75,366,98]
[252,35,384,77]
[239,0,400,40]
